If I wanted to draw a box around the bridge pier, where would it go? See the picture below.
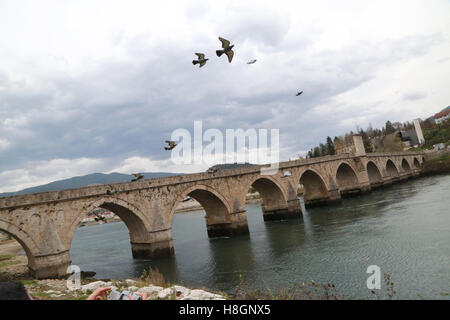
[304,188,342,208]
[131,228,174,259]
[262,199,302,221]
[206,211,250,237]
[31,250,71,279]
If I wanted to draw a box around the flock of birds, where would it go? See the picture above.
[122,36,303,185]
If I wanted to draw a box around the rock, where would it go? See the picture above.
[138,285,164,296]
[80,281,108,293]
[45,290,58,294]
[157,287,174,299]
[181,289,225,300]
[125,279,135,285]
[128,286,139,292]
[170,285,191,298]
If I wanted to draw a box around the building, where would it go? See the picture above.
[395,119,425,149]
[434,108,450,124]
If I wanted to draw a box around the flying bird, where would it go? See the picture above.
[164,140,177,150]
[181,196,192,202]
[247,59,257,64]
[216,37,234,63]
[207,167,218,174]
[131,173,144,182]
[106,189,117,195]
[296,91,303,96]
[192,53,209,68]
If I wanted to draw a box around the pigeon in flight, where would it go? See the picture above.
[181,196,192,202]
[216,37,234,63]
[296,91,303,96]
[192,53,209,68]
[207,167,218,174]
[131,173,144,182]
[165,140,177,150]
[247,59,257,64]
[106,189,117,195]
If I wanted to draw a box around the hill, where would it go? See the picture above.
[0,172,182,198]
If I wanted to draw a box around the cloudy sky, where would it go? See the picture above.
[0,0,449,192]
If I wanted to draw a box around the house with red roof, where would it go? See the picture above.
[434,108,450,124]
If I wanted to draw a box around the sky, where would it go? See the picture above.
[0,0,449,192]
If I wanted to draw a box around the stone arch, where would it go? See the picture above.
[170,185,232,222]
[67,197,153,259]
[367,161,383,185]
[413,157,420,168]
[68,197,151,246]
[386,159,399,178]
[170,184,235,237]
[299,169,329,206]
[335,162,359,189]
[0,219,39,270]
[248,176,288,205]
[401,158,412,172]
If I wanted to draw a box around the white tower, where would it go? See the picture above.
[413,119,425,145]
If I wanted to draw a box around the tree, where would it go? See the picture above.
[313,147,321,158]
[326,136,336,155]
[385,121,395,134]
[319,143,327,156]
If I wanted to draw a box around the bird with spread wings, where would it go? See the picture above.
[216,37,235,63]
[164,140,177,150]
[192,53,209,68]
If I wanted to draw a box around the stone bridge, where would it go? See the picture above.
[0,140,424,278]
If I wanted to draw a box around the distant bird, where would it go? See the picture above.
[192,53,209,68]
[282,171,292,178]
[247,59,257,64]
[296,91,303,96]
[106,189,117,195]
[131,173,144,182]
[181,196,192,202]
[207,167,218,174]
[216,37,234,63]
[164,140,177,150]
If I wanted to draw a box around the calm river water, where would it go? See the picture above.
[71,174,450,299]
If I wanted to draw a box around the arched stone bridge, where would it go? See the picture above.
[0,150,424,278]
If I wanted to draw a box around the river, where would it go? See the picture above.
[71,174,450,299]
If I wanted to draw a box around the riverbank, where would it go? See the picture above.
[422,153,450,175]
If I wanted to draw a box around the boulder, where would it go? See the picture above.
[80,281,108,293]
[137,285,164,296]
[181,289,225,300]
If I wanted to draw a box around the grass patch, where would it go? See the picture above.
[0,255,13,261]
[0,260,20,268]
[19,279,38,286]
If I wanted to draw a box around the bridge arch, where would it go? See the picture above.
[242,175,292,221]
[413,157,420,168]
[299,169,329,206]
[401,158,412,172]
[386,159,399,178]
[68,197,153,259]
[335,162,359,189]
[0,219,38,271]
[170,184,235,238]
[367,161,383,185]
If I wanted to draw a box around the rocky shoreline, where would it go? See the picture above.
[19,278,226,300]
